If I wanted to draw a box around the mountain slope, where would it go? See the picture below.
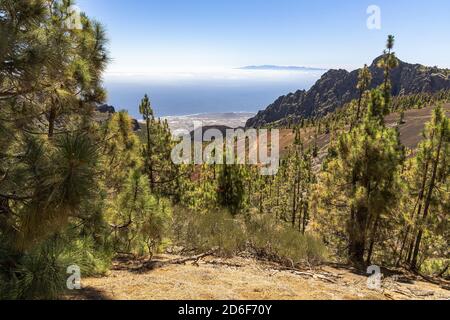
[246,57,450,127]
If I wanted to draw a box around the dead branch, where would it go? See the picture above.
[135,248,219,272]
[168,249,219,265]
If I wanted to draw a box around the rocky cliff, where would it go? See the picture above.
[246,57,450,127]
[95,104,141,132]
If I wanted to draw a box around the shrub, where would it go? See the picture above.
[172,207,246,256]
[172,207,327,265]
[246,214,327,266]
[420,258,449,278]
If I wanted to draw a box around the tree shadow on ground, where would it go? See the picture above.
[65,286,113,300]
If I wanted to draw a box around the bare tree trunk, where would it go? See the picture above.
[366,213,381,265]
[351,90,364,131]
[291,177,297,227]
[411,132,443,270]
[302,202,308,234]
[396,227,410,267]
[348,205,369,269]
[405,141,433,265]
[48,105,56,138]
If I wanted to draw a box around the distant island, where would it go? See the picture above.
[238,65,327,72]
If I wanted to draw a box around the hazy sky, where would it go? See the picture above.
[76,0,450,75]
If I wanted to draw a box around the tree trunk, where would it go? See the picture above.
[348,205,369,269]
[383,49,392,105]
[396,226,410,267]
[351,89,364,131]
[291,177,297,227]
[48,105,57,138]
[302,202,308,234]
[356,90,363,121]
[146,118,155,191]
[411,131,443,270]
[366,213,381,265]
[0,197,18,243]
[405,140,433,265]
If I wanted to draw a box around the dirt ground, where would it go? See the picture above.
[67,254,450,300]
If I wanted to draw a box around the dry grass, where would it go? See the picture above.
[67,254,450,300]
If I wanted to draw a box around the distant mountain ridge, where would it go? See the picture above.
[238,65,327,72]
[246,56,450,127]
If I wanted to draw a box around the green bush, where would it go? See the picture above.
[172,207,246,256]
[172,207,327,265]
[420,258,449,278]
[246,214,327,266]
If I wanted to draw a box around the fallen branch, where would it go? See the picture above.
[270,264,342,284]
[135,248,218,272]
[291,271,339,284]
[391,288,414,298]
[203,260,244,268]
[168,249,219,265]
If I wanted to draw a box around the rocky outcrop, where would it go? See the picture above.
[95,104,141,132]
[96,104,116,114]
[131,119,141,132]
[246,56,450,127]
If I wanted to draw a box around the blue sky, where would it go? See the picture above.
[76,0,450,74]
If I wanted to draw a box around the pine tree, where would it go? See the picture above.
[315,89,403,268]
[217,162,246,215]
[0,1,115,298]
[0,0,108,251]
[353,64,372,128]
[139,94,155,191]
[100,111,141,192]
[408,106,449,270]
[107,170,171,256]
[377,35,399,107]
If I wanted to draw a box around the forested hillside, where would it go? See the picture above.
[0,1,448,300]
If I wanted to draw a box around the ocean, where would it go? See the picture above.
[103,69,324,120]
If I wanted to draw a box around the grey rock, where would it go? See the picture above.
[246,56,450,128]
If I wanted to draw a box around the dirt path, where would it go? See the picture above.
[67,255,450,300]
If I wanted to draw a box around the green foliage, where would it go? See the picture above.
[172,207,327,265]
[395,105,449,270]
[138,94,179,198]
[179,164,219,213]
[217,163,246,215]
[172,207,246,257]
[98,111,142,195]
[377,35,399,106]
[0,235,112,300]
[0,1,171,299]
[246,214,327,265]
[420,259,449,278]
[1,4,449,301]
[106,170,172,256]
[315,88,403,267]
